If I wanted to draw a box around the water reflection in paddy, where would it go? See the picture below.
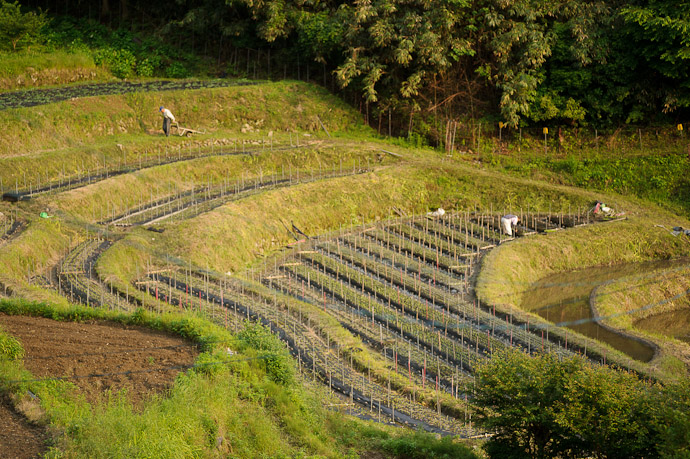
[521,259,690,362]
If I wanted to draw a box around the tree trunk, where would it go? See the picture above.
[121,0,129,21]
[100,0,110,21]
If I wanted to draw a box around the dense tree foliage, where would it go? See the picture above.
[0,0,48,51]
[16,0,690,132]
[473,351,690,458]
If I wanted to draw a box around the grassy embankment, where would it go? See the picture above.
[0,80,365,191]
[2,71,690,452]
[0,80,372,304]
[592,263,690,376]
[0,49,111,91]
[474,134,690,216]
[595,264,690,328]
[5,79,687,377]
[0,299,481,458]
[469,125,690,378]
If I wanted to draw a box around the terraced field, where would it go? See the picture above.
[53,201,598,435]
[2,77,688,452]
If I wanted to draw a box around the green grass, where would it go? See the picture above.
[591,264,690,378]
[595,265,690,328]
[474,143,690,215]
[0,81,365,194]
[0,299,479,458]
[0,49,109,91]
[0,81,362,158]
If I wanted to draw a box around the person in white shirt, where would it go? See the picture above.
[501,214,519,236]
[159,106,176,136]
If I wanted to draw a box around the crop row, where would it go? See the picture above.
[139,271,472,435]
[0,216,23,247]
[321,238,465,294]
[6,142,287,200]
[0,79,257,110]
[437,214,505,243]
[314,243,467,308]
[413,218,496,250]
[386,222,482,261]
[58,239,133,311]
[362,228,469,275]
[468,212,585,236]
[271,266,479,383]
[319,245,574,357]
[281,261,491,365]
[300,223,577,356]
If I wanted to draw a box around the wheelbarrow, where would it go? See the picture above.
[172,123,206,137]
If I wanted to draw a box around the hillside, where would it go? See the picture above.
[0,55,689,458]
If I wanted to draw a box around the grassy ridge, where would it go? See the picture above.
[0,81,362,160]
[478,145,690,215]
[476,213,690,377]
[3,72,690,454]
[0,50,110,91]
[122,159,597,278]
[595,265,690,329]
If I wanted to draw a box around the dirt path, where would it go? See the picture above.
[0,314,200,459]
[0,398,47,459]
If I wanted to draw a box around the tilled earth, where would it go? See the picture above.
[0,314,200,459]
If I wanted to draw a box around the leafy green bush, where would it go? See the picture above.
[165,61,190,79]
[94,48,136,79]
[380,430,477,459]
[473,350,690,459]
[136,57,155,78]
[236,323,295,385]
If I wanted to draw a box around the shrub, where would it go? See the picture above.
[380,430,477,459]
[473,350,666,458]
[0,330,24,360]
[94,48,136,79]
[136,58,155,77]
[165,61,190,79]
[236,323,295,385]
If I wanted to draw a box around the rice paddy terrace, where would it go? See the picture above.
[1,78,688,443]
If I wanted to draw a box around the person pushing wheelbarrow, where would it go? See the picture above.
[159,106,177,137]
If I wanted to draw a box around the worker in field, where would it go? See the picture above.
[501,214,519,237]
[159,106,176,137]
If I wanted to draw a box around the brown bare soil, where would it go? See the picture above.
[0,397,47,459]
[0,313,200,459]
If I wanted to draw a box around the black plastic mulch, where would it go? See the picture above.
[0,79,259,110]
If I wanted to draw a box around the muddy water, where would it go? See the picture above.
[520,259,690,362]
[636,309,690,344]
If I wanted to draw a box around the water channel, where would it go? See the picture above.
[520,259,690,362]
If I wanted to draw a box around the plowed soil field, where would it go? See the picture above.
[0,314,199,459]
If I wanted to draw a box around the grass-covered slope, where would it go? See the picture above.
[0,50,111,91]
[1,299,479,458]
[2,66,690,455]
[0,80,364,193]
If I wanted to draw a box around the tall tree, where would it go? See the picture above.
[0,0,48,50]
[621,1,690,113]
